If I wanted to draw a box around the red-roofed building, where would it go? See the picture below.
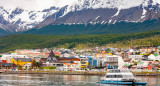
[63,63,77,71]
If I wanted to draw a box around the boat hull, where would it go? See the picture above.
[97,80,147,85]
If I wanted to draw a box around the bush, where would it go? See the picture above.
[49,67,56,69]
[18,66,22,70]
[128,65,133,69]
[134,62,137,65]
[39,67,56,70]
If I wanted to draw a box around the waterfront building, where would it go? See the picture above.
[43,50,63,67]
[105,55,119,69]
[80,57,89,69]
[96,58,105,67]
[10,58,33,66]
[23,63,32,69]
[1,54,29,63]
[40,58,47,63]
[137,61,153,69]
[58,57,81,69]
[63,63,77,71]
[0,62,15,69]
[88,57,97,68]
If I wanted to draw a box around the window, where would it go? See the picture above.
[106,75,123,78]
[108,70,120,73]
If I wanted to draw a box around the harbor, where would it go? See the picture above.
[0,74,158,86]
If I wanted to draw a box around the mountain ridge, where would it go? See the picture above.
[0,0,160,33]
[23,19,160,35]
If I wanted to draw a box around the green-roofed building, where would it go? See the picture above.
[125,64,130,66]
[153,54,158,57]
[138,62,144,64]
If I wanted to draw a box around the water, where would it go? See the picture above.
[0,74,159,86]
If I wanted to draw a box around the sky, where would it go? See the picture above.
[0,0,76,11]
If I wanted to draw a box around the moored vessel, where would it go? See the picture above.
[97,69,147,85]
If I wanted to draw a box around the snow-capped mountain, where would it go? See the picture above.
[39,0,160,26]
[0,6,60,32]
[0,0,160,32]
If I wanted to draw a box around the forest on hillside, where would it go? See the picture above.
[0,31,160,53]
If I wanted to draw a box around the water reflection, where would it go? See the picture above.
[136,76,160,86]
[0,74,158,86]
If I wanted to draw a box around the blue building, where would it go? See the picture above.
[88,57,97,67]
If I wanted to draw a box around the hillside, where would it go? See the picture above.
[24,19,160,35]
[0,31,160,53]
[0,28,11,36]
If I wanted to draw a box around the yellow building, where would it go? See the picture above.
[10,58,33,66]
[80,58,89,68]
[80,62,89,68]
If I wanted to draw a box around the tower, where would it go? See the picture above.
[47,50,57,63]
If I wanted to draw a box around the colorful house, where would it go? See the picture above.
[148,54,159,61]
[58,58,80,63]
[63,63,76,71]
[80,58,89,69]
[42,50,63,67]
[10,58,33,66]
[88,57,97,67]
[137,61,154,69]
[140,47,157,53]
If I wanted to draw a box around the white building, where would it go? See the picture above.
[23,63,32,69]
[96,58,105,67]
[98,55,120,69]
[1,54,29,63]
[137,61,151,68]
[148,54,156,61]
[63,63,77,71]
[128,55,143,62]
[155,55,160,61]
[128,55,143,59]
[148,54,160,61]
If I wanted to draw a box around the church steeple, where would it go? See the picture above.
[47,50,57,63]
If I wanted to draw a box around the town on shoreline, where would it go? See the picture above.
[0,46,160,75]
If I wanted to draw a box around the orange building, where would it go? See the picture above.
[58,58,80,62]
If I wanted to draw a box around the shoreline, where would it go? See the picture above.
[2,71,106,75]
[2,71,160,76]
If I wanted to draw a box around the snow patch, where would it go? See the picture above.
[95,16,100,20]
[101,21,105,24]
[108,19,112,24]
[112,9,121,18]
[141,7,147,19]
[113,20,117,24]
[152,0,160,5]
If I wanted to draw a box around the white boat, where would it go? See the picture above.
[98,69,147,85]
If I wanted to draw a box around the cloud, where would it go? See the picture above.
[0,0,76,11]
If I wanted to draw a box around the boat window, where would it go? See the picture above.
[106,75,123,78]
[108,70,120,73]
[122,75,135,79]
